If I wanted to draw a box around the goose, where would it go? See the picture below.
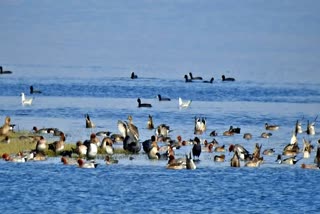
[194,117,206,135]
[189,72,203,80]
[131,72,138,79]
[178,97,192,108]
[85,114,95,128]
[203,77,214,83]
[184,74,192,82]
[157,94,171,101]
[147,115,154,130]
[0,66,12,74]
[265,123,280,131]
[30,85,42,94]
[221,75,235,81]
[137,98,152,108]
[21,93,33,105]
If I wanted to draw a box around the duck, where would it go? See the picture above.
[118,120,141,153]
[85,114,95,128]
[230,151,240,167]
[77,159,98,168]
[30,85,42,94]
[118,116,139,141]
[61,156,78,165]
[35,136,47,153]
[261,132,272,138]
[155,124,170,140]
[203,77,214,83]
[229,144,250,161]
[221,75,235,81]
[314,147,320,167]
[137,98,152,108]
[192,137,201,160]
[21,92,33,105]
[303,138,312,159]
[306,120,316,135]
[0,66,12,74]
[0,116,11,136]
[301,163,319,170]
[295,120,303,135]
[184,74,192,82]
[73,141,87,158]
[105,155,119,165]
[245,159,263,167]
[100,137,114,155]
[84,133,99,159]
[214,145,225,153]
[265,123,280,131]
[32,126,55,134]
[209,130,218,137]
[2,152,27,162]
[243,133,252,140]
[178,97,192,108]
[262,148,275,156]
[157,94,171,101]
[214,154,225,162]
[186,152,196,170]
[96,130,111,137]
[189,72,203,80]
[131,72,138,79]
[147,115,154,130]
[147,141,161,160]
[276,154,301,165]
[48,132,66,154]
[142,135,156,153]
[166,155,186,170]
[194,117,206,135]
[252,143,262,160]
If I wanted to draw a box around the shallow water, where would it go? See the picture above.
[1,0,320,213]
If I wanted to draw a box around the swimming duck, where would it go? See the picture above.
[252,143,262,160]
[261,132,272,138]
[245,158,263,167]
[21,92,33,105]
[230,151,240,167]
[184,74,192,82]
[243,133,252,140]
[265,123,280,131]
[314,147,320,167]
[48,132,66,154]
[157,94,171,101]
[155,124,170,140]
[221,75,235,81]
[276,154,301,165]
[194,117,206,135]
[2,152,27,162]
[214,145,225,153]
[229,144,250,161]
[189,72,203,80]
[137,98,152,108]
[0,66,12,74]
[77,159,98,168]
[0,116,11,136]
[131,72,138,79]
[30,85,42,94]
[295,120,303,135]
[203,77,214,83]
[84,133,99,159]
[301,163,319,170]
[179,97,192,109]
[262,148,275,156]
[147,115,154,130]
[61,156,78,165]
[192,137,201,160]
[166,155,186,170]
[142,135,156,153]
[186,152,196,170]
[303,138,312,159]
[118,117,139,142]
[306,120,316,135]
[209,130,218,137]
[105,155,119,165]
[148,141,161,160]
[100,137,114,155]
[214,154,225,162]
[85,114,95,128]
[96,130,112,137]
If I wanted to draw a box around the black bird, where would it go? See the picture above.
[203,77,214,83]
[222,75,235,81]
[189,72,203,80]
[184,74,192,82]
[137,98,152,108]
[192,137,202,160]
[131,72,138,79]
[30,85,42,94]
[157,94,171,101]
[0,66,12,74]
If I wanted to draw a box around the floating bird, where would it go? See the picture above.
[179,97,192,108]
[131,72,138,79]
[184,74,192,82]
[189,72,203,80]
[157,94,171,101]
[192,137,201,160]
[303,138,312,159]
[229,144,250,161]
[77,159,98,168]
[306,118,316,135]
[314,147,320,167]
[301,163,319,170]
[186,152,196,170]
[221,75,235,81]
[85,114,95,128]
[118,120,141,153]
[155,124,170,139]
[137,98,152,108]
[261,132,272,138]
[203,77,214,83]
[166,155,186,170]
[262,148,275,156]
[276,154,301,165]
[147,115,154,130]
[265,123,280,131]
[21,92,33,105]
[214,154,225,162]
[105,155,119,165]
[96,130,112,137]
[295,119,303,135]
[243,133,252,140]
[245,158,263,167]
[30,85,42,94]
[100,137,114,155]
[194,117,206,135]
[84,133,99,159]
[0,66,12,74]
[230,151,240,167]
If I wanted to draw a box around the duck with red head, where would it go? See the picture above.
[301,163,319,169]
[85,133,98,160]
[48,132,66,154]
[166,155,185,170]
[77,159,98,168]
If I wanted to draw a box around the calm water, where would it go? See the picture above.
[1,0,320,213]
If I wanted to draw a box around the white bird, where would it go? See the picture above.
[179,97,192,108]
[21,93,33,105]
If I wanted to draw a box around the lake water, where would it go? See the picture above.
[1,0,320,213]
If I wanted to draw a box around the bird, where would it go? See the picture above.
[192,137,201,160]
[230,151,240,167]
[0,66,12,74]
[96,130,112,137]
[105,155,119,165]
[184,74,192,82]
[295,119,303,135]
[131,72,138,79]
[147,115,154,130]
[0,116,11,136]
[276,154,301,165]
[155,124,170,140]
[214,154,225,162]
[100,137,114,155]
[186,152,196,170]
[245,159,263,167]
[203,77,214,83]
[306,119,316,135]
[84,133,99,159]
[265,123,280,131]
[118,119,141,153]
[229,144,250,161]
[189,72,203,80]
[48,132,66,154]
[303,138,312,159]
[314,147,320,167]
[243,133,252,140]
[166,155,186,170]
[73,141,87,158]
[262,148,275,156]
[21,92,33,105]
[35,136,47,153]
[85,114,95,128]
[194,117,206,135]
[179,97,192,108]
[77,159,98,168]
[30,85,42,94]
[137,98,152,108]
[157,94,171,101]
[221,75,235,81]
[301,163,319,170]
